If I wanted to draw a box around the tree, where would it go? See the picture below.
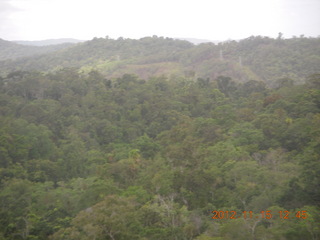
[306,73,320,89]
[50,195,141,240]
[0,179,34,239]
[215,76,238,97]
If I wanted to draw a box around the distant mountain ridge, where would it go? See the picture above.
[0,38,75,61]
[14,38,85,46]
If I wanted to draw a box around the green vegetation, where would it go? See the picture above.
[0,36,319,239]
[1,36,319,86]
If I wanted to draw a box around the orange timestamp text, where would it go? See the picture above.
[211,210,308,220]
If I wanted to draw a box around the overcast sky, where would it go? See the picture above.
[1,0,319,41]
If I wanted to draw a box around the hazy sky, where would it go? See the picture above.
[1,0,319,41]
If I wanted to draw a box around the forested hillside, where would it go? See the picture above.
[1,36,319,86]
[0,66,320,239]
[0,39,74,61]
[0,35,319,239]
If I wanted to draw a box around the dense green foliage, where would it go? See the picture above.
[0,61,319,239]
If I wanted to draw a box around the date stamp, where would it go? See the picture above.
[211,210,308,220]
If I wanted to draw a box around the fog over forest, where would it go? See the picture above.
[0,0,319,239]
[0,34,319,239]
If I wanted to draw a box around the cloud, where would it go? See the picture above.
[0,0,15,12]
[0,0,21,39]
[1,0,319,41]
